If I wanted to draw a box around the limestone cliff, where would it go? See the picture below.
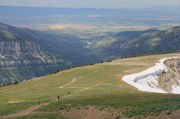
[0,31,65,67]
[0,24,70,84]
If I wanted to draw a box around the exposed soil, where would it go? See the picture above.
[59,106,121,119]
[144,110,180,119]
[2,103,49,119]
[58,106,180,119]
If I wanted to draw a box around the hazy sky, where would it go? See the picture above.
[0,0,180,9]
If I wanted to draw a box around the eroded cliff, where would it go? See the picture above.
[0,26,70,85]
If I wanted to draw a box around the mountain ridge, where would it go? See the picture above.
[90,25,180,59]
[0,23,180,85]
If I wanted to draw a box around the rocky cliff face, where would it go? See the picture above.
[0,24,70,85]
[0,39,64,67]
[159,58,180,93]
[0,41,40,55]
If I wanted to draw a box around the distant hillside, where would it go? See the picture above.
[88,25,180,59]
[0,23,97,64]
[0,23,71,84]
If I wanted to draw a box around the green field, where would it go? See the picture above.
[1,53,180,119]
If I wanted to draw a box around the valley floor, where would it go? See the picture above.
[1,53,180,119]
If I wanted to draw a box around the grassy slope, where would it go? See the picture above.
[12,113,67,119]
[0,53,180,118]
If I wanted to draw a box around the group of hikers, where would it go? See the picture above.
[37,91,70,104]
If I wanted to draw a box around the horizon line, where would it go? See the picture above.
[0,5,179,10]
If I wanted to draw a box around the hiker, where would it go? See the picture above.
[68,91,70,95]
[57,96,60,100]
[38,99,40,105]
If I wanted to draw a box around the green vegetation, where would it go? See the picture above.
[12,113,67,119]
[49,70,60,75]
[115,115,120,119]
[37,92,180,117]
[0,65,64,85]
[0,103,34,116]
[1,53,180,118]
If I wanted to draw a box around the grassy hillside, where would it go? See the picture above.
[1,53,180,119]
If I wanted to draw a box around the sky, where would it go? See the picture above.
[0,0,180,9]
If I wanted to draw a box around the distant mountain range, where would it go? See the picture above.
[89,25,180,59]
[0,23,180,85]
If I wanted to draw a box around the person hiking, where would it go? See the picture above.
[38,99,40,105]
[68,91,70,95]
[57,96,60,100]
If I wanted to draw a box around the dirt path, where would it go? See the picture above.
[59,78,77,88]
[7,100,24,104]
[2,103,49,119]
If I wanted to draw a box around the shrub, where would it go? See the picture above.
[115,116,120,119]
[50,70,60,75]
[166,111,171,115]
[14,81,19,84]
